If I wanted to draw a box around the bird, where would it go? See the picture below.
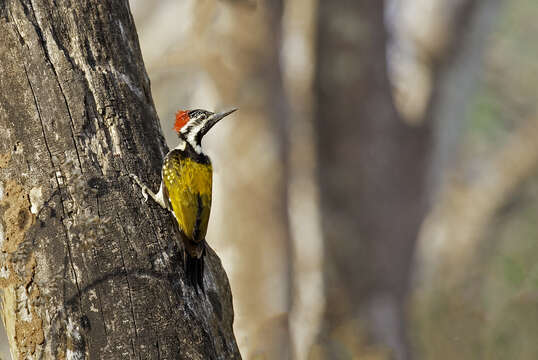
[130,108,237,290]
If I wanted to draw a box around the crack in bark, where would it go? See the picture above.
[23,57,85,335]
[23,64,53,167]
[115,214,139,357]
[91,248,109,340]
[27,0,84,173]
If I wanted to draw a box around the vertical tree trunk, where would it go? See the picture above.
[0,1,240,359]
[315,1,431,359]
[315,0,484,358]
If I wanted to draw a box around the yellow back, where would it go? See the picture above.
[163,155,213,242]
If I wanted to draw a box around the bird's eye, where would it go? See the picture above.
[200,114,207,120]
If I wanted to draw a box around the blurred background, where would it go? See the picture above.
[2,0,538,359]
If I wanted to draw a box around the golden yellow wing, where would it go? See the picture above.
[162,151,212,243]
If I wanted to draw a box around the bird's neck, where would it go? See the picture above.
[176,135,204,156]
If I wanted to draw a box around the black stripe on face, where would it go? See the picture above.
[188,109,211,119]
[181,110,213,145]
[194,121,215,145]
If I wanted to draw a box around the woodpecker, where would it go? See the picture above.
[130,108,237,289]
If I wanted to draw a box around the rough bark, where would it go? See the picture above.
[315,1,431,359]
[0,1,240,359]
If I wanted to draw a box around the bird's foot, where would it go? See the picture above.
[129,173,149,202]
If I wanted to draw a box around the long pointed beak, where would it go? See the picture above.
[205,108,238,131]
[198,108,238,139]
[211,108,238,122]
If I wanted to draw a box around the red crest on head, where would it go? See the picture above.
[174,110,190,132]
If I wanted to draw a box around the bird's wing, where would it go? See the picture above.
[162,150,212,243]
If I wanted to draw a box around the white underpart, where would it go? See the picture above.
[174,138,187,151]
[153,182,168,209]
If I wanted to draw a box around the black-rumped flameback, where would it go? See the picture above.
[131,108,237,289]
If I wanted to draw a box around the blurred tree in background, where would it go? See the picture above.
[312,1,431,359]
[131,1,292,358]
[130,0,538,359]
[2,0,538,358]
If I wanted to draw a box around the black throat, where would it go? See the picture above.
[178,135,210,164]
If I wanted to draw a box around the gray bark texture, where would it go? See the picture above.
[0,1,240,359]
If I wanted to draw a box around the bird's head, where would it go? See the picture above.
[174,108,237,148]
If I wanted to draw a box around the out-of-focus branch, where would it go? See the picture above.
[280,1,323,359]
[388,0,480,125]
[315,2,431,359]
[418,114,538,286]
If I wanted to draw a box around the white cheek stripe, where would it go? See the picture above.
[182,121,205,154]
[174,138,186,151]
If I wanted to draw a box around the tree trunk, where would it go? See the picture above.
[0,1,240,359]
[315,1,431,359]
[314,0,487,358]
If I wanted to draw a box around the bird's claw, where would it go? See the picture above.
[141,189,148,202]
[130,173,148,202]
[129,173,141,184]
